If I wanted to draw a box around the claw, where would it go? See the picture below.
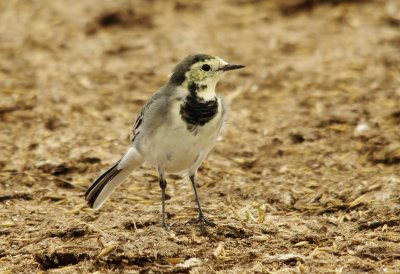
[202,217,216,227]
[161,222,170,231]
[199,224,208,236]
[189,215,216,235]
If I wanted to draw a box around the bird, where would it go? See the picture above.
[85,54,244,234]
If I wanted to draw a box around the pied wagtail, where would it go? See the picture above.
[85,54,244,234]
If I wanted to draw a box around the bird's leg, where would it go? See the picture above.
[189,174,215,235]
[158,169,169,230]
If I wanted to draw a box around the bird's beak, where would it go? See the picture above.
[222,64,245,71]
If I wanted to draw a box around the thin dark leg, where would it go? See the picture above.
[158,169,168,230]
[189,174,215,235]
[190,174,205,218]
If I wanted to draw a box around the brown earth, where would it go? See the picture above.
[1,0,400,273]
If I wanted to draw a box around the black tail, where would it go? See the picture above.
[85,160,121,208]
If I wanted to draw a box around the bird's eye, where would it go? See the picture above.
[201,64,211,71]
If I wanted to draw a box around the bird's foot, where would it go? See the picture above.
[189,215,216,235]
[161,222,170,231]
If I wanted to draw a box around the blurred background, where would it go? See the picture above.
[1,0,399,272]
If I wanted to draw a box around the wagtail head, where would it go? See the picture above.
[169,54,245,100]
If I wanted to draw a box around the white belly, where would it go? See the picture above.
[139,100,223,174]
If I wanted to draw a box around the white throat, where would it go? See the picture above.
[196,78,218,101]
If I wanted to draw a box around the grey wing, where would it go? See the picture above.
[130,109,145,142]
[130,87,169,143]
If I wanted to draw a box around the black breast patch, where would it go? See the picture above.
[180,83,218,132]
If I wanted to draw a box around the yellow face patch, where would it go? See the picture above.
[185,57,225,83]
[189,68,209,82]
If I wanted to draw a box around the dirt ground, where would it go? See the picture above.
[1,0,400,273]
